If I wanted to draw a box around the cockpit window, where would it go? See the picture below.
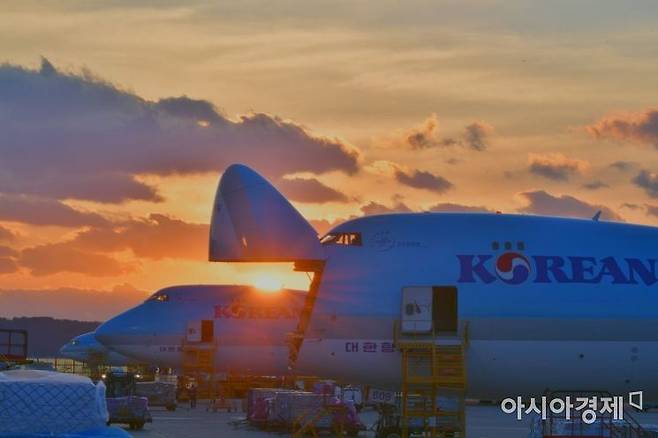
[320,232,362,246]
[71,339,79,346]
[146,293,169,303]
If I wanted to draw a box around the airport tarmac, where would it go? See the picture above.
[111,404,539,438]
[113,403,658,438]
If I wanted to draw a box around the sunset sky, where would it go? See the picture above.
[2,1,658,320]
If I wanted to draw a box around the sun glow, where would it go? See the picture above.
[252,274,284,292]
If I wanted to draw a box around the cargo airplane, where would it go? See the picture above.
[95,285,305,374]
[98,164,658,400]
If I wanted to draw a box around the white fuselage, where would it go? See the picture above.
[294,213,658,401]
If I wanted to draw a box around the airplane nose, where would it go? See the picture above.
[95,306,146,347]
[95,302,176,352]
[94,317,120,346]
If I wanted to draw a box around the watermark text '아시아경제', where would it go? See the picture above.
[500,392,643,424]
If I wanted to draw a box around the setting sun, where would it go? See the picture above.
[252,275,283,292]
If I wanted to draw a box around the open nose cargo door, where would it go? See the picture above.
[208,164,326,370]
[209,164,325,263]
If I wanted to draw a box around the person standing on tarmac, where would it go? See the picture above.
[188,383,198,409]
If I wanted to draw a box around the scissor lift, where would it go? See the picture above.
[181,338,216,399]
[395,322,467,438]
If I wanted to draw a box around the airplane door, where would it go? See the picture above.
[433,286,458,333]
[201,320,214,342]
[401,287,433,334]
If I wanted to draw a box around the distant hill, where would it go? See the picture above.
[0,285,149,322]
[0,317,100,358]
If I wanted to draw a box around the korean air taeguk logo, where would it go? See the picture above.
[457,252,658,286]
[494,252,531,285]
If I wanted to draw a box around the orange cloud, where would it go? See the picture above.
[74,214,209,261]
[0,226,16,242]
[277,177,349,204]
[428,203,492,213]
[405,113,446,149]
[517,190,621,221]
[13,213,208,277]
[20,243,135,277]
[587,108,658,145]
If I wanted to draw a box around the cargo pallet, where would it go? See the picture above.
[541,390,648,438]
[292,403,361,437]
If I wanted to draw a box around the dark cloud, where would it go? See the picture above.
[276,178,349,204]
[463,122,492,151]
[0,194,109,227]
[427,203,493,213]
[0,284,149,321]
[517,190,622,221]
[0,59,360,204]
[587,108,658,146]
[402,114,491,151]
[406,114,443,149]
[154,96,225,124]
[8,173,164,204]
[582,181,609,190]
[360,201,413,215]
[528,153,588,181]
[609,161,636,172]
[394,169,453,193]
[632,170,658,198]
[20,243,134,277]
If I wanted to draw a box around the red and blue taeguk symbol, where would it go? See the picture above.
[495,252,531,284]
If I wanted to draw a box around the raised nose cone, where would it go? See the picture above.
[209,163,324,262]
